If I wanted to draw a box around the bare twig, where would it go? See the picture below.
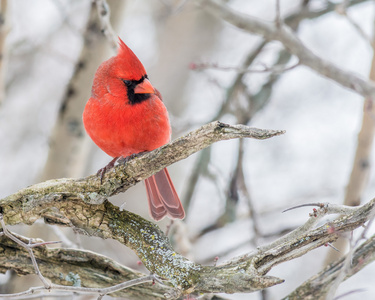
[326,233,355,299]
[282,202,358,214]
[0,122,285,296]
[198,0,375,99]
[325,0,375,265]
[0,233,169,299]
[335,3,373,47]
[283,233,375,299]
[1,184,374,296]
[94,0,118,51]
[48,225,78,248]
[0,275,156,299]
[0,215,51,288]
[41,0,126,180]
[234,138,262,242]
[334,289,367,300]
[183,1,368,219]
[258,202,360,255]
[325,204,375,298]
[275,0,281,28]
[190,61,299,74]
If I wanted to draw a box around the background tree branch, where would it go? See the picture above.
[2,1,375,299]
[283,233,375,300]
[1,121,374,298]
[1,187,373,298]
[0,233,168,299]
[198,0,375,99]
[40,0,126,181]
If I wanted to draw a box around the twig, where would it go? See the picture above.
[94,0,118,51]
[257,202,360,255]
[190,61,299,74]
[48,224,78,248]
[28,240,61,248]
[0,223,160,298]
[282,202,358,214]
[326,204,375,298]
[233,138,262,242]
[334,289,367,300]
[326,233,355,298]
[4,292,75,299]
[282,233,375,299]
[199,0,375,99]
[281,202,375,299]
[1,194,374,296]
[325,243,340,253]
[0,275,156,299]
[183,1,365,217]
[335,3,373,47]
[0,233,169,298]
[275,0,281,28]
[0,122,285,295]
[0,215,51,288]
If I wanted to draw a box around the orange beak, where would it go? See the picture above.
[134,78,155,94]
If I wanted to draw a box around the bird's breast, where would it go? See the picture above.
[83,94,171,158]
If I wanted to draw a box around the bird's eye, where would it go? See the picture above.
[122,80,132,87]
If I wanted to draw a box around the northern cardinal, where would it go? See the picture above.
[83,38,185,221]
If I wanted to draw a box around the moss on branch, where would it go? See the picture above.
[0,122,285,297]
[1,121,374,298]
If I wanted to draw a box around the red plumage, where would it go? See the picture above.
[83,38,185,221]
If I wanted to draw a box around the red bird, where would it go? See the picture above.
[83,38,185,221]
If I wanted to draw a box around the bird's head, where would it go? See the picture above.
[92,38,155,105]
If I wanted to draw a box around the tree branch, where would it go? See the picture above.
[282,233,375,300]
[0,180,374,298]
[0,233,167,299]
[0,122,285,297]
[222,200,375,274]
[198,0,375,99]
[0,189,373,298]
[4,121,372,298]
[2,121,284,211]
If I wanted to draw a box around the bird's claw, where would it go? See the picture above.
[117,151,148,165]
[97,156,120,184]
[97,152,148,184]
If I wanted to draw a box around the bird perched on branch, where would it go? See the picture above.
[83,38,185,221]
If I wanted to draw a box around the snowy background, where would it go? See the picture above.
[0,0,374,299]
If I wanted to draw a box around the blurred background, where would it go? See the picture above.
[0,0,374,299]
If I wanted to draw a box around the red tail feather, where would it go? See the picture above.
[145,168,185,221]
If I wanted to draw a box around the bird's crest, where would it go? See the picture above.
[116,38,147,79]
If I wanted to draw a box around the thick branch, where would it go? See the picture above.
[199,0,375,99]
[283,234,375,300]
[220,199,375,275]
[1,121,285,211]
[0,195,373,298]
[0,193,373,297]
[0,122,285,297]
[1,120,374,298]
[0,234,167,299]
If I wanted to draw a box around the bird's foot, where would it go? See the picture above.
[97,156,121,184]
[117,151,148,165]
[97,152,148,183]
